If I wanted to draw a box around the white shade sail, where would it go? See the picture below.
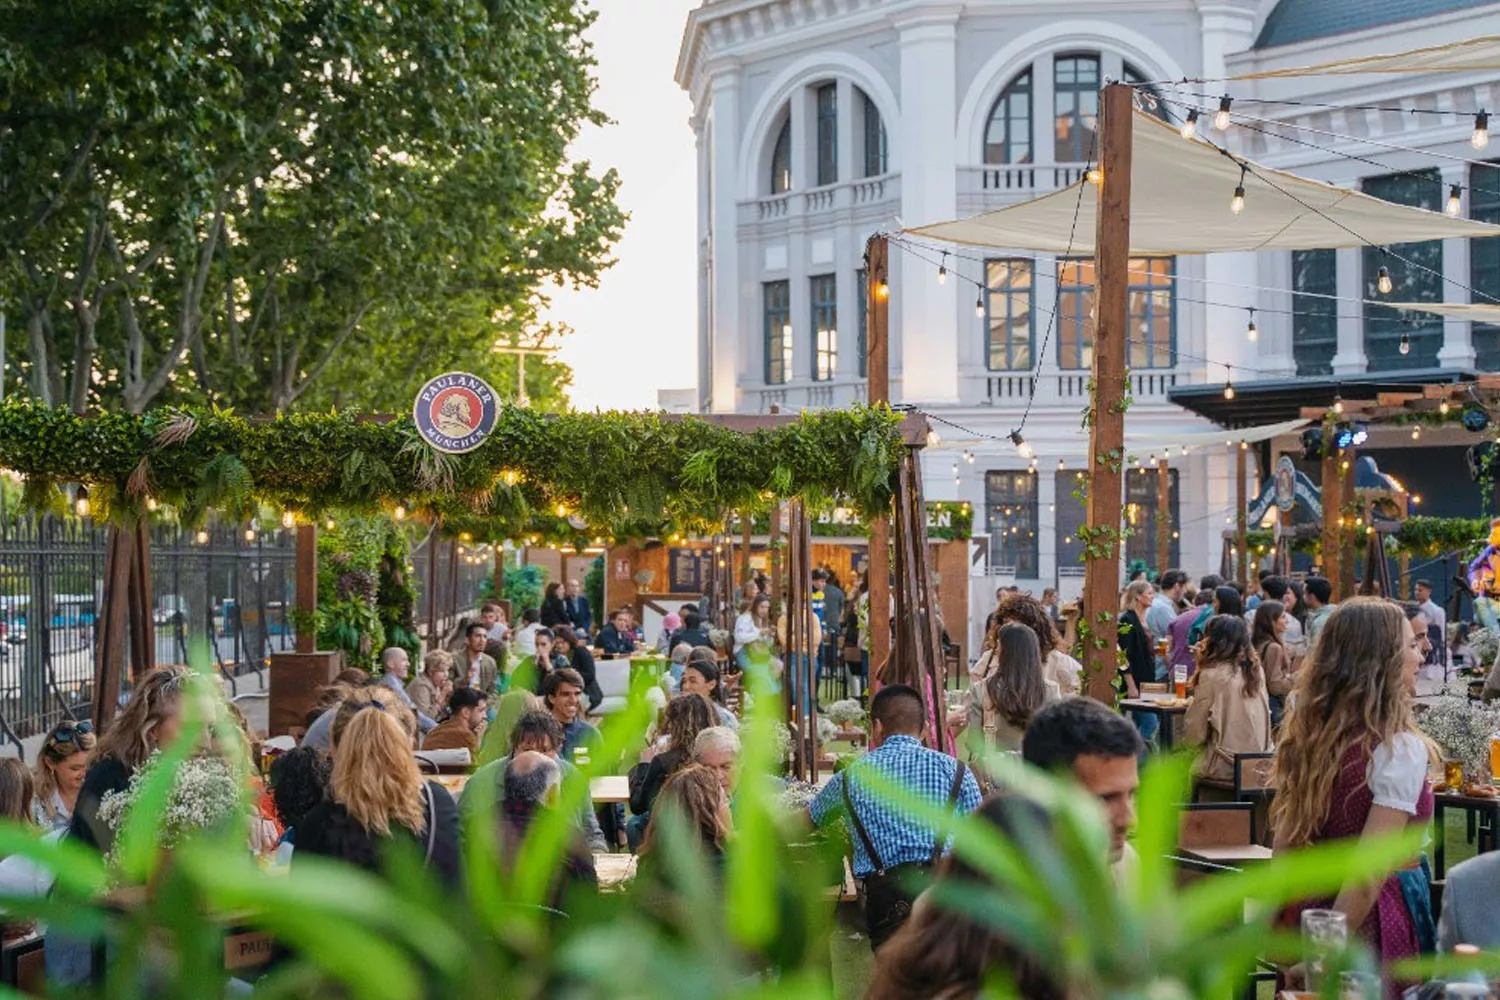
[1387,301,1500,325]
[929,416,1308,460]
[1230,35,1500,80]
[907,111,1500,255]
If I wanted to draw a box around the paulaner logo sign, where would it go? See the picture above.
[412,372,499,454]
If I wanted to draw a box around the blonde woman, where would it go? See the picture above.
[31,721,97,834]
[407,649,453,721]
[1273,598,1433,985]
[296,687,460,884]
[71,664,191,854]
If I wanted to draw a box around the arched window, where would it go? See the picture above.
[983,70,1032,165]
[1054,54,1099,163]
[859,88,887,177]
[770,115,792,195]
[1123,62,1170,123]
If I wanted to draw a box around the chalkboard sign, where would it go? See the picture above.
[668,548,711,594]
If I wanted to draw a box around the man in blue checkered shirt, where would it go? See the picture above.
[807,683,981,947]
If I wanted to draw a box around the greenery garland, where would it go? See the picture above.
[0,402,905,542]
[1241,516,1493,563]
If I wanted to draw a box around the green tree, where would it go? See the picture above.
[0,0,621,416]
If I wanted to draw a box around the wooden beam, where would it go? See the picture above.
[1156,460,1170,576]
[1376,392,1423,407]
[295,524,317,655]
[128,519,154,682]
[1081,84,1133,704]
[93,525,133,730]
[1236,443,1249,591]
[1340,447,1358,600]
[866,233,892,686]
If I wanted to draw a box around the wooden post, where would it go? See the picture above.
[1236,442,1249,590]
[128,519,155,681]
[1340,447,1358,599]
[1155,460,1170,575]
[1320,418,1339,591]
[295,524,317,654]
[866,234,892,685]
[768,503,783,614]
[1080,83,1133,704]
[93,524,134,730]
[739,511,752,589]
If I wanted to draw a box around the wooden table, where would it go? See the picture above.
[1118,699,1190,751]
[432,774,469,798]
[1179,844,1273,866]
[594,852,637,890]
[591,775,629,804]
[1433,789,1500,878]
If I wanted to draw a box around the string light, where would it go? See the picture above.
[196,529,210,545]
[1230,166,1247,215]
[244,528,257,543]
[1447,184,1463,217]
[1214,95,1233,131]
[1474,111,1490,150]
[875,276,890,301]
[1009,430,1033,460]
[393,505,407,520]
[1377,263,1393,295]
[1057,458,1065,472]
[1399,331,1411,356]
[326,518,337,531]
[1246,308,1257,342]
[555,502,569,518]
[282,511,295,528]
[74,490,89,518]
[974,294,985,318]
[937,252,948,285]
[501,469,520,487]
[1180,109,1199,139]
[145,497,158,512]
[1441,400,1451,416]
[1332,395,1345,415]
[1223,379,1235,400]
[1413,494,1423,505]
[1086,167,1102,185]
[1411,425,1421,440]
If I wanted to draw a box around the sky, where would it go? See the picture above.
[544,0,701,411]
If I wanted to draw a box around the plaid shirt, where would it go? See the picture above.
[809,735,981,877]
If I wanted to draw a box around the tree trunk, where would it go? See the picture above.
[25,308,52,407]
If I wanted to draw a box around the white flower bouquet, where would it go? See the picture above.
[825,698,865,728]
[97,751,249,865]
[815,715,836,744]
[1416,696,1500,783]
[1468,627,1500,672]
[778,779,819,813]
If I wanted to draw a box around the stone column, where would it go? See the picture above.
[709,68,742,413]
[1438,163,1476,368]
[1332,246,1367,375]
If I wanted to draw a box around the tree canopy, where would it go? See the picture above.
[0,0,620,415]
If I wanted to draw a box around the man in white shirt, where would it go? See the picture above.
[512,607,542,657]
[1415,578,1447,672]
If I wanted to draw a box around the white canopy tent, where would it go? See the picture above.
[1228,35,1500,80]
[907,110,1500,255]
[928,416,1308,461]
[1388,302,1500,325]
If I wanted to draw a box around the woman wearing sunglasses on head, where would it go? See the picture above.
[31,721,95,834]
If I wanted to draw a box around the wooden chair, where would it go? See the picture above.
[1179,802,1256,850]
[1,932,44,993]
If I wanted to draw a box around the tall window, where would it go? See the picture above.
[1055,470,1087,571]
[861,90,887,177]
[985,259,1033,371]
[763,281,791,385]
[811,274,837,381]
[856,268,868,378]
[1054,55,1099,163]
[1292,249,1337,376]
[770,117,791,195]
[1472,161,1500,370]
[1057,257,1176,369]
[816,84,838,187]
[1363,169,1442,369]
[1124,469,1180,571]
[983,70,1033,165]
[1122,62,1169,123]
[986,471,1038,578]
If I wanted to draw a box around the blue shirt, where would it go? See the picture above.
[375,672,437,733]
[808,735,982,877]
[560,717,602,760]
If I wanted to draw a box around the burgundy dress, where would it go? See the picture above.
[1282,740,1434,996]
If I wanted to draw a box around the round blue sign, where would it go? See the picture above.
[412,372,499,454]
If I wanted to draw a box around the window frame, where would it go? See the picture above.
[815,83,838,188]
[860,90,887,178]
[985,470,1040,578]
[1124,468,1180,571]
[856,268,868,378]
[1291,248,1338,377]
[763,280,792,385]
[770,116,792,195]
[983,69,1033,166]
[1471,161,1500,370]
[810,273,838,382]
[1053,54,1100,164]
[1056,256,1176,370]
[1362,169,1443,370]
[984,258,1035,371]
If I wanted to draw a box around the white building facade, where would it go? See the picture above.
[675,0,1500,595]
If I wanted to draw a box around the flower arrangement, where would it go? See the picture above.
[778,779,819,813]
[1416,696,1500,783]
[707,628,731,652]
[97,752,249,867]
[1468,627,1500,673]
[815,715,836,744]
[825,698,865,728]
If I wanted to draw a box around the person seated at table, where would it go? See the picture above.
[669,612,712,655]
[407,650,453,724]
[422,687,488,756]
[950,622,1060,756]
[301,669,373,752]
[868,794,1069,1000]
[1250,602,1295,726]
[599,609,637,657]
[656,611,682,653]
[297,687,460,885]
[540,582,570,629]
[627,694,715,850]
[544,668,601,761]
[666,642,693,693]
[989,593,1082,696]
[552,625,602,713]
[681,656,737,730]
[1438,850,1500,951]
[691,726,741,795]
[267,746,332,864]
[374,646,437,735]
[30,719,96,835]
[637,765,732,875]
[1022,697,1145,884]
[464,711,607,853]
[1184,615,1272,785]
[497,751,597,906]
[807,684,983,950]
[456,622,499,695]
[512,607,543,658]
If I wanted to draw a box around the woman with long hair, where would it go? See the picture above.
[868,794,1068,1000]
[0,760,33,826]
[732,593,778,686]
[627,695,715,849]
[639,764,732,863]
[1250,602,1295,726]
[1184,615,1272,783]
[540,582,570,629]
[1118,580,1156,699]
[952,623,1058,755]
[71,664,191,853]
[1272,598,1433,987]
[296,687,460,884]
[30,720,96,834]
[552,625,602,712]
[990,593,1083,696]
[680,657,737,730]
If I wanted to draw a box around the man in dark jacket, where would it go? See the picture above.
[565,579,593,638]
[598,609,636,656]
[668,612,712,654]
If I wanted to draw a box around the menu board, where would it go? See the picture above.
[668,548,711,594]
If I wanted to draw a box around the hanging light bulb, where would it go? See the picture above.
[196,529,210,545]
[1086,166,1102,185]
[1223,379,1236,400]
[74,493,89,518]
[974,294,985,318]
[1447,184,1463,217]
[875,276,890,301]
[145,497,158,512]
[1230,183,1246,215]
[1333,395,1345,415]
[1399,331,1411,355]
[501,469,520,487]
[1411,425,1421,440]
[937,252,948,285]
[1246,309,1257,342]
[1214,95,1233,131]
[1180,109,1199,139]
[1377,264,1393,295]
[393,505,407,521]
[1473,111,1490,150]
[325,518,336,531]
[1181,445,1188,456]
[1057,458,1065,472]
[1440,400,1452,416]
[1008,429,1033,460]
[244,527,257,543]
